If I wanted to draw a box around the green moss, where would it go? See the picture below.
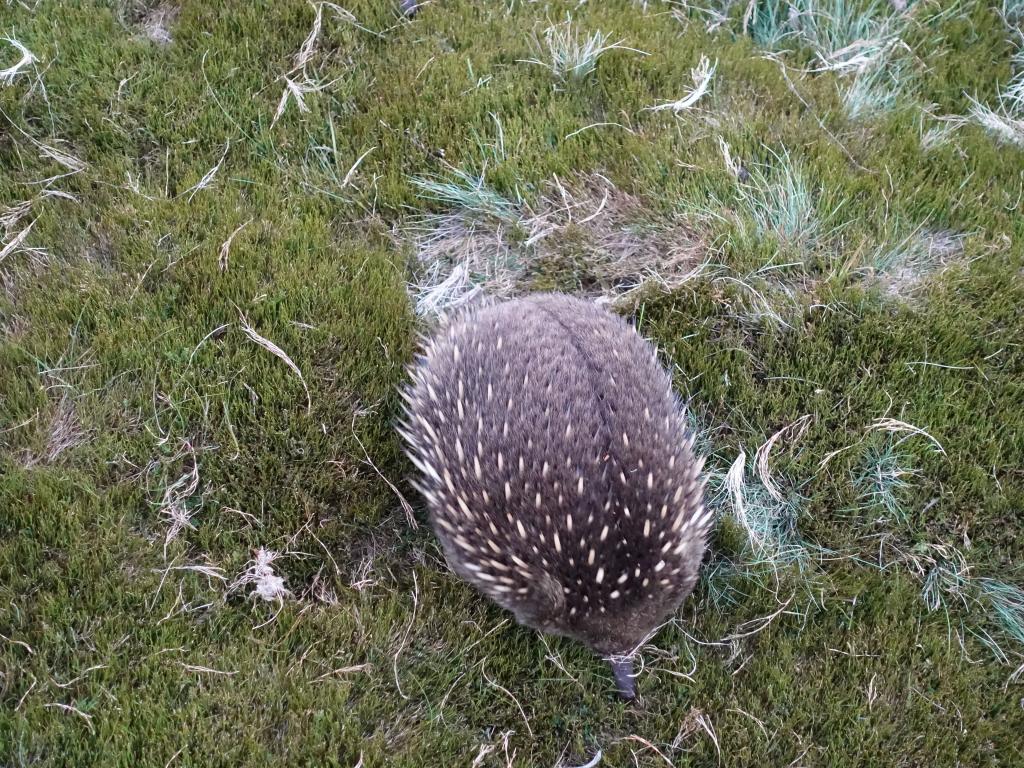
[2,0,1023,765]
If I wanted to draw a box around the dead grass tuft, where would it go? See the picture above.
[140,2,179,45]
[238,311,312,414]
[41,392,87,464]
[870,228,969,300]
[406,172,709,316]
[0,37,38,87]
[154,440,202,559]
[525,175,709,305]
[229,547,292,605]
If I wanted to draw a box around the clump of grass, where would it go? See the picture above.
[735,149,819,248]
[967,92,1024,148]
[918,113,965,152]
[522,18,646,85]
[406,165,525,316]
[411,169,522,226]
[741,0,901,73]
[841,57,905,120]
[689,418,821,621]
[977,579,1024,651]
[853,441,918,524]
[300,118,375,201]
[709,419,817,578]
[920,545,971,614]
[523,174,709,305]
[406,170,711,315]
[743,0,794,48]
[908,545,1024,664]
[723,451,810,569]
[1002,0,1024,24]
[794,0,900,74]
[967,32,1024,148]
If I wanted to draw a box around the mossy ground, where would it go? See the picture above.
[1,1,1022,765]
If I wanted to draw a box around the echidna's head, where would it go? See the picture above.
[499,519,707,700]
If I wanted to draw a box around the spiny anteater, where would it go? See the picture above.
[398,293,710,698]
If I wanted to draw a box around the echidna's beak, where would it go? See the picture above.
[609,657,636,700]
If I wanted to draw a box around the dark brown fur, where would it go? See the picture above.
[399,294,710,693]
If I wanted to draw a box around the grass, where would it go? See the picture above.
[1,0,1023,765]
[523,17,647,86]
[853,440,919,523]
[734,148,821,248]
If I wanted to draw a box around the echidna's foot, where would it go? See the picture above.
[608,655,636,700]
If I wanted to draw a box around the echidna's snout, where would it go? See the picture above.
[609,656,637,700]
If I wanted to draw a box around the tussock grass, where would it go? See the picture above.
[918,113,965,151]
[737,0,903,72]
[733,148,819,248]
[977,579,1024,652]
[966,24,1024,147]
[411,169,522,226]
[841,56,905,119]
[853,440,918,524]
[967,92,1024,147]
[696,418,822,608]
[522,18,647,86]
[721,450,811,570]
[912,546,1024,664]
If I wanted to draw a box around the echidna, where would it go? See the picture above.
[398,293,710,698]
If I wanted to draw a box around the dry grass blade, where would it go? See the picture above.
[295,2,365,69]
[0,37,37,86]
[352,430,417,529]
[481,661,534,737]
[618,734,675,767]
[180,663,238,676]
[646,55,716,113]
[43,702,94,730]
[218,218,253,272]
[868,418,945,454]
[564,750,603,768]
[239,311,312,414]
[184,141,230,202]
[391,571,419,699]
[1,632,34,654]
[0,220,37,264]
[312,663,372,682]
[340,146,375,188]
[724,451,748,532]
[38,142,87,173]
[754,415,811,502]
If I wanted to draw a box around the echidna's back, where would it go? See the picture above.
[400,294,708,654]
